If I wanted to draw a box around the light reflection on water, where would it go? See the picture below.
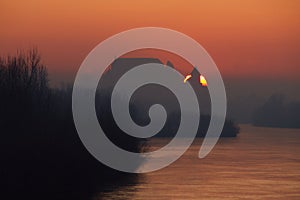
[95,125,300,199]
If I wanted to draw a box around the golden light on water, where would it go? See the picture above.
[183,74,192,83]
[200,75,207,86]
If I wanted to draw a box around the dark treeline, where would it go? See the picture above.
[0,50,240,199]
[253,94,300,128]
[0,49,141,200]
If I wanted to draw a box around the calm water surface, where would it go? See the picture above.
[95,125,300,199]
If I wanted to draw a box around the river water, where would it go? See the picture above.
[95,125,300,199]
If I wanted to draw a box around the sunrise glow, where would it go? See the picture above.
[200,75,207,87]
[183,74,192,83]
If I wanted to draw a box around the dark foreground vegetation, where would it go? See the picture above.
[0,50,142,200]
[253,94,300,128]
[0,50,239,199]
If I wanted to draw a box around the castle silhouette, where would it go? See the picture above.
[97,58,239,137]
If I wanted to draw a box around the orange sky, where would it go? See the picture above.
[1,0,300,83]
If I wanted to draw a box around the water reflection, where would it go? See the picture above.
[93,174,143,200]
[94,125,300,199]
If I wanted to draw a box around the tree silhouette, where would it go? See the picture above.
[253,94,300,128]
[0,49,142,200]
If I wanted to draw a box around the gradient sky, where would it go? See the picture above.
[1,0,300,84]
